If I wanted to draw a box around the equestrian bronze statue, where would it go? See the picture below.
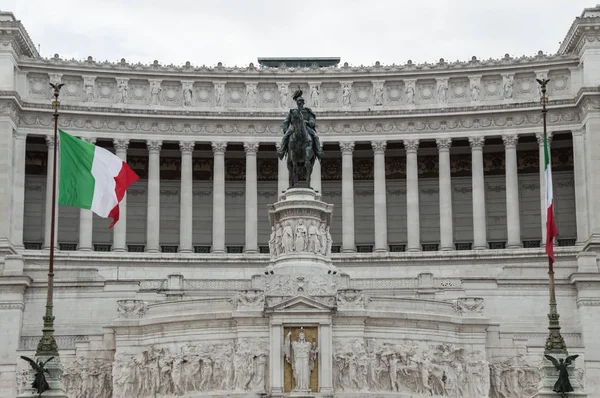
[277,89,324,189]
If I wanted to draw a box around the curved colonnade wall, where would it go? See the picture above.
[1,6,600,398]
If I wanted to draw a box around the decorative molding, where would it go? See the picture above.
[212,141,227,154]
[146,140,163,153]
[435,138,452,151]
[0,302,25,311]
[243,142,260,154]
[371,140,387,154]
[339,141,355,154]
[179,140,195,153]
[403,139,419,152]
[469,136,485,149]
[502,134,519,148]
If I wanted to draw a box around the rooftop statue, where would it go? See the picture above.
[277,89,324,189]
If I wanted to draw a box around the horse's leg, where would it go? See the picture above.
[305,145,313,189]
[287,153,294,189]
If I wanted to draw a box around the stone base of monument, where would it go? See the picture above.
[17,356,68,398]
[533,353,586,398]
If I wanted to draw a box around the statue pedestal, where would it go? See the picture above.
[267,188,335,275]
[289,389,313,397]
[16,356,68,398]
[534,353,587,398]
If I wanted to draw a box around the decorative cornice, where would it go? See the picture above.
[0,14,40,58]
[559,5,600,55]
[577,298,600,307]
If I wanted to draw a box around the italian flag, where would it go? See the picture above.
[543,132,559,263]
[58,130,139,227]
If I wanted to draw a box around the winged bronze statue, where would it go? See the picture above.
[544,354,579,397]
[49,83,64,92]
[20,356,54,397]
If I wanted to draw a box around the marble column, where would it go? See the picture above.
[179,140,195,253]
[404,139,421,251]
[212,142,227,253]
[469,136,487,249]
[572,129,589,244]
[502,134,522,248]
[43,136,59,249]
[146,140,162,253]
[536,132,552,247]
[312,142,323,194]
[269,322,284,394]
[244,142,259,254]
[275,142,289,195]
[78,137,96,251]
[340,141,356,252]
[112,139,129,252]
[436,138,453,250]
[11,132,27,250]
[372,140,388,252]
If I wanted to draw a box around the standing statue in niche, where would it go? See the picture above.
[284,328,317,391]
[282,221,295,254]
[275,222,284,255]
[150,81,161,105]
[405,83,415,105]
[20,356,53,397]
[310,84,320,108]
[295,219,308,252]
[307,221,321,254]
[277,89,324,189]
[545,354,579,397]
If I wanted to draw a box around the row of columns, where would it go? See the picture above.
[30,132,580,253]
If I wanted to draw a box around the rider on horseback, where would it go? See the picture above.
[277,89,324,161]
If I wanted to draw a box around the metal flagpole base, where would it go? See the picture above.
[16,356,68,398]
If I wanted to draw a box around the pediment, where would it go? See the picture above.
[266,295,334,313]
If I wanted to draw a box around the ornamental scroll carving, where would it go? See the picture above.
[263,274,338,296]
[112,339,268,398]
[333,339,490,397]
[336,289,365,309]
[454,297,484,315]
[116,300,148,319]
[235,290,265,311]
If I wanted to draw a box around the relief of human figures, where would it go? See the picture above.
[271,219,332,256]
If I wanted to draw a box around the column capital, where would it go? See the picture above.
[502,134,519,148]
[572,128,585,137]
[82,137,96,144]
[113,138,130,152]
[179,140,195,153]
[435,138,452,151]
[244,142,260,154]
[13,131,27,140]
[212,141,227,154]
[275,141,281,151]
[146,140,163,153]
[468,136,485,149]
[339,141,355,154]
[403,139,419,153]
[371,140,387,154]
[536,132,553,146]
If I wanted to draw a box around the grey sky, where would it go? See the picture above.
[2,0,594,67]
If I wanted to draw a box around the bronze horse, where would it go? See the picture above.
[286,108,315,188]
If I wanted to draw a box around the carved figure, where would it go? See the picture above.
[406,83,415,105]
[318,222,327,255]
[246,84,257,108]
[295,219,308,252]
[279,84,288,108]
[237,290,264,310]
[503,75,514,99]
[374,84,384,106]
[282,221,294,253]
[269,226,277,256]
[310,84,320,108]
[437,80,448,105]
[215,84,225,107]
[326,226,333,255]
[471,80,480,102]
[116,80,128,104]
[20,356,53,397]
[278,89,324,188]
[545,354,579,397]
[150,81,161,105]
[275,222,284,255]
[84,78,95,102]
[307,221,321,254]
[342,83,352,107]
[252,354,267,392]
[183,85,193,107]
[284,328,317,391]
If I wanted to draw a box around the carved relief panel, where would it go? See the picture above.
[353,82,372,107]
[61,75,83,102]
[95,77,116,103]
[128,79,150,105]
[513,72,537,100]
[548,69,571,97]
[194,83,213,107]
[481,75,503,100]
[226,83,246,107]
[160,81,182,106]
[449,77,469,104]
[258,83,277,108]
[416,79,436,105]
[321,83,340,108]
[27,73,50,99]
[385,81,405,104]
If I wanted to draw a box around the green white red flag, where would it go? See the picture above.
[543,133,558,263]
[58,130,139,227]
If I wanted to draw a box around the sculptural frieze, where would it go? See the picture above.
[270,218,332,256]
[112,339,268,397]
[236,290,265,311]
[489,355,540,398]
[336,289,365,309]
[116,300,148,319]
[263,274,338,297]
[454,297,484,315]
[333,339,490,397]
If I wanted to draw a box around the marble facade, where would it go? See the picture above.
[2,5,600,397]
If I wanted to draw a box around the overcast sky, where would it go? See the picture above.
[2,0,595,67]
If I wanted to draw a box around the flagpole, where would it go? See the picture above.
[36,83,63,357]
[537,78,568,355]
